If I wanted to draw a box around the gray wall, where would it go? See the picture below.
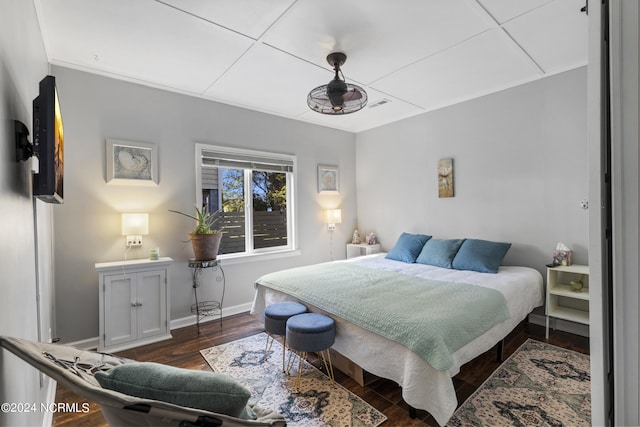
[355,67,588,275]
[54,65,589,344]
[52,67,357,343]
[0,1,56,426]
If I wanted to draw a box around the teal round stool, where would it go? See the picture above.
[263,302,307,372]
[286,312,336,387]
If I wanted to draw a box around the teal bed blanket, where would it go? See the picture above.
[256,262,510,371]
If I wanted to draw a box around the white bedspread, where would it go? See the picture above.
[250,254,544,426]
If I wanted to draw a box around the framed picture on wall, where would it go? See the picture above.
[317,165,339,194]
[438,158,454,198]
[106,139,158,185]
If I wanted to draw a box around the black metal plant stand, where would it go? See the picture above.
[188,259,225,332]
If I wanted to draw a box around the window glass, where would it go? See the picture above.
[196,144,295,257]
[252,171,287,249]
[220,167,245,254]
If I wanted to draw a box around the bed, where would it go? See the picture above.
[251,248,543,426]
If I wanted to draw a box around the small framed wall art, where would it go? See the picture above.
[106,139,158,185]
[438,158,454,198]
[317,165,339,194]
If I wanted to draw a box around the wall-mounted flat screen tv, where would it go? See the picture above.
[33,75,64,204]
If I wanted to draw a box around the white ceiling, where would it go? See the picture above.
[34,0,587,133]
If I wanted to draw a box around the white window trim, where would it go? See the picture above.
[195,143,298,261]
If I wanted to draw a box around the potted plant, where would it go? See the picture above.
[170,205,223,261]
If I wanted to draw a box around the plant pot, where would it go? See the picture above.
[189,233,222,261]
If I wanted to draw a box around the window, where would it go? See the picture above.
[196,144,296,258]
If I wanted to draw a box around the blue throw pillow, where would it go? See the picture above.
[452,238,512,274]
[385,232,431,263]
[95,362,254,419]
[416,238,465,268]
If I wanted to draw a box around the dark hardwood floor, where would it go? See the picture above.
[52,313,589,427]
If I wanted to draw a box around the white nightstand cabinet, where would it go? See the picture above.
[96,257,172,352]
[545,264,589,339]
[346,243,381,259]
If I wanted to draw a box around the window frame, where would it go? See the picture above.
[195,143,298,262]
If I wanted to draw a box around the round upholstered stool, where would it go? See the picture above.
[286,313,336,387]
[263,302,307,372]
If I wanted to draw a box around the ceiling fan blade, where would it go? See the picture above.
[343,88,363,101]
[309,93,330,102]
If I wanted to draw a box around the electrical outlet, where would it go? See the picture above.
[580,200,589,210]
[126,235,143,246]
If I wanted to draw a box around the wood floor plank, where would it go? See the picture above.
[52,313,589,426]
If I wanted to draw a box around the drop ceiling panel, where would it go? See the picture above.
[372,29,542,111]
[158,0,296,40]
[204,44,334,117]
[34,0,587,133]
[502,0,587,73]
[477,0,554,24]
[40,0,254,94]
[262,0,495,84]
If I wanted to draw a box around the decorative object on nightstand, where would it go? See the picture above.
[351,229,361,244]
[570,275,585,292]
[96,257,172,352]
[366,232,377,245]
[346,243,381,259]
[189,259,225,332]
[545,264,589,339]
[551,242,573,266]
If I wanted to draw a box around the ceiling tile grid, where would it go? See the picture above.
[371,28,544,112]
[501,0,588,73]
[39,0,255,94]
[35,0,587,132]
[158,0,297,40]
[204,43,331,117]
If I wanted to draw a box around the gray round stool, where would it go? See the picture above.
[263,301,307,372]
[286,312,336,387]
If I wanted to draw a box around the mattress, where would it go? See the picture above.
[251,253,544,425]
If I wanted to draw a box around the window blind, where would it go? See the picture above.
[201,149,294,173]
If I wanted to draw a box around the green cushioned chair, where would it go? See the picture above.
[0,336,286,427]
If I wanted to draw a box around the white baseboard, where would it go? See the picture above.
[170,302,253,329]
[528,313,590,337]
[66,302,255,350]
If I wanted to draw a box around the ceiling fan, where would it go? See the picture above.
[307,52,368,115]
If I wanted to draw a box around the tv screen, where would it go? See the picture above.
[33,75,64,204]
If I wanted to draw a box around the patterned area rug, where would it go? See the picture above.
[201,333,387,427]
[448,339,590,426]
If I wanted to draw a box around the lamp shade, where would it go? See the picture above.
[325,209,342,225]
[122,213,149,235]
